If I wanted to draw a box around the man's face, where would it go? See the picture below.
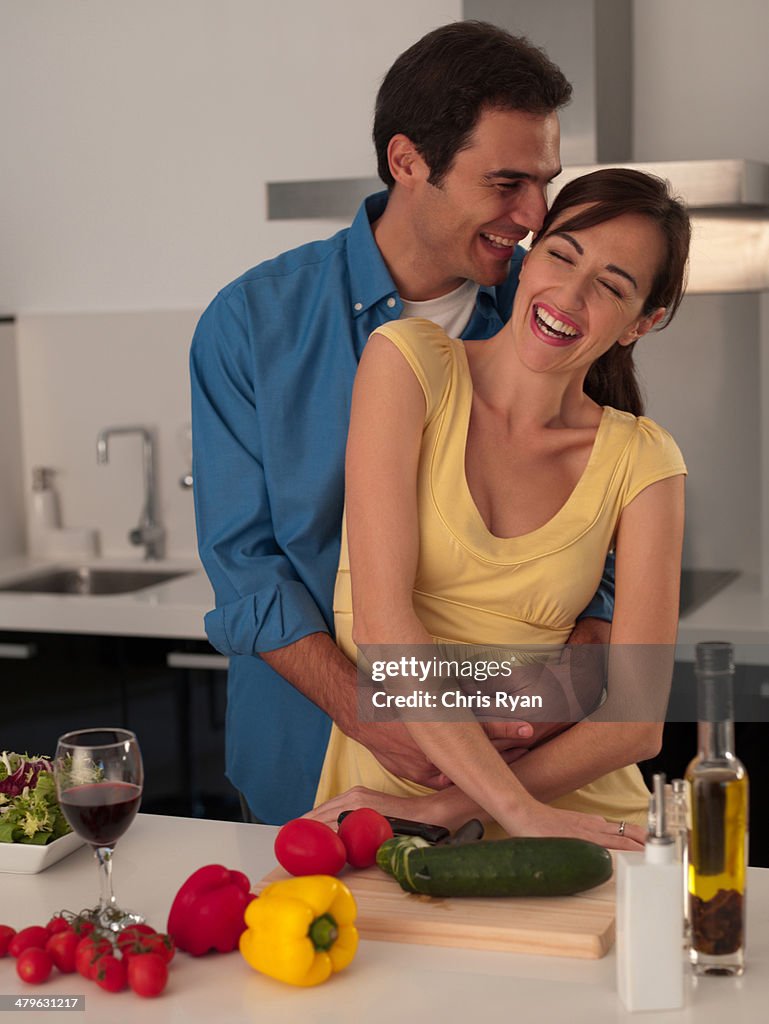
[408,107,561,298]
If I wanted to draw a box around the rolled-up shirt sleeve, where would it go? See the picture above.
[190,288,330,657]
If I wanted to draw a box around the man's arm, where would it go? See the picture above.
[261,633,446,787]
[262,633,533,786]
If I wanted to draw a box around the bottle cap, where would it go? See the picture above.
[695,641,734,673]
[645,775,676,866]
[647,773,674,848]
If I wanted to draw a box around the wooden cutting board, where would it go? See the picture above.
[256,859,616,960]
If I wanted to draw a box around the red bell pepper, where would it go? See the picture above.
[167,864,255,956]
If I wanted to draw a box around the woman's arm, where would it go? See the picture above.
[346,334,536,830]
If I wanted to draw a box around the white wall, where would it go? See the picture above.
[633,0,769,162]
[0,322,25,559]
[0,0,461,314]
[636,294,761,573]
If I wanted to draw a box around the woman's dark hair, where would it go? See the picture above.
[531,168,691,415]
[373,21,572,188]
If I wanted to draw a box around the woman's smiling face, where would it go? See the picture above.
[511,208,667,375]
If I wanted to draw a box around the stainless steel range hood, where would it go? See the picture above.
[557,160,769,211]
[551,160,769,294]
[268,0,769,293]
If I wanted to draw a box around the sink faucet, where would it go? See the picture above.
[96,426,165,560]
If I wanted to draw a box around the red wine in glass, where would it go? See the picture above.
[59,781,142,847]
[54,727,144,932]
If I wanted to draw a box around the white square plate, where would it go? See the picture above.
[0,830,86,874]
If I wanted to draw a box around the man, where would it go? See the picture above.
[190,21,613,825]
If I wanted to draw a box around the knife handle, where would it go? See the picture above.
[337,811,450,844]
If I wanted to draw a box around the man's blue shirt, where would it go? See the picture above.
[190,191,614,824]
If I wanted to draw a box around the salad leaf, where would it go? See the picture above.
[0,751,72,845]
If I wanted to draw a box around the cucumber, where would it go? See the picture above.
[376,835,430,877]
[384,836,612,897]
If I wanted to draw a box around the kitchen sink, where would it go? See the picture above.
[0,567,192,596]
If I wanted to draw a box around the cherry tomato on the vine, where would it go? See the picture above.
[127,952,168,998]
[120,932,175,965]
[45,915,72,935]
[75,935,112,980]
[0,925,16,958]
[94,954,127,993]
[8,926,50,958]
[16,947,53,985]
[45,930,81,974]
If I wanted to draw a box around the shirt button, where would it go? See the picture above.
[354,302,363,312]
[387,297,396,308]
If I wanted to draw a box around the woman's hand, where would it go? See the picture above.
[308,786,645,851]
[511,801,646,851]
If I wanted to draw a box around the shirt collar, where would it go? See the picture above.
[346,191,398,317]
[475,284,504,322]
[345,191,516,326]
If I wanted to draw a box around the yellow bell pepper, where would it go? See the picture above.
[240,874,359,987]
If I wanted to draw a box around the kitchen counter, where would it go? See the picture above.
[2,556,769,662]
[0,814,766,1023]
[0,557,211,640]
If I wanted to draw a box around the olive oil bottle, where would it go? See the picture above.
[685,641,748,975]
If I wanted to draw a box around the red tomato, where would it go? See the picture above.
[94,954,127,993]
[338,808,394,869]
[45,915,72,935]
[121,932,175,965]
[45,930,81,974]
[116,923,156,954]
[274,818,346,876]
[8,926,50,958]
[0,925,17,958]
[70,917,95,938]
[123,923,156,938]
[16,947,53,985]
[75,935,112,980]
[127,952,168,998]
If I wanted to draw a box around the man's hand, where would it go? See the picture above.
[567,616,610,646]
[354,717,535,789]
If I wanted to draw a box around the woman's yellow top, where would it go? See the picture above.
[315,318,687,830]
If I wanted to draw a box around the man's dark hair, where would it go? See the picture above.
[373,20,572,188]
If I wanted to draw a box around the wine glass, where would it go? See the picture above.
[54,728,144,932]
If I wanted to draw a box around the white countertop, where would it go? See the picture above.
[0,814,765,1023]
[0,557,212,640]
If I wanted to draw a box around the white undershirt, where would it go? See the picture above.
[399,278,479,339]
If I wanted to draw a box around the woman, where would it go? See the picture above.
[312,169,690,850]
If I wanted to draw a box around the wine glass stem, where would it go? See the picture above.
[95,846,117,911]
